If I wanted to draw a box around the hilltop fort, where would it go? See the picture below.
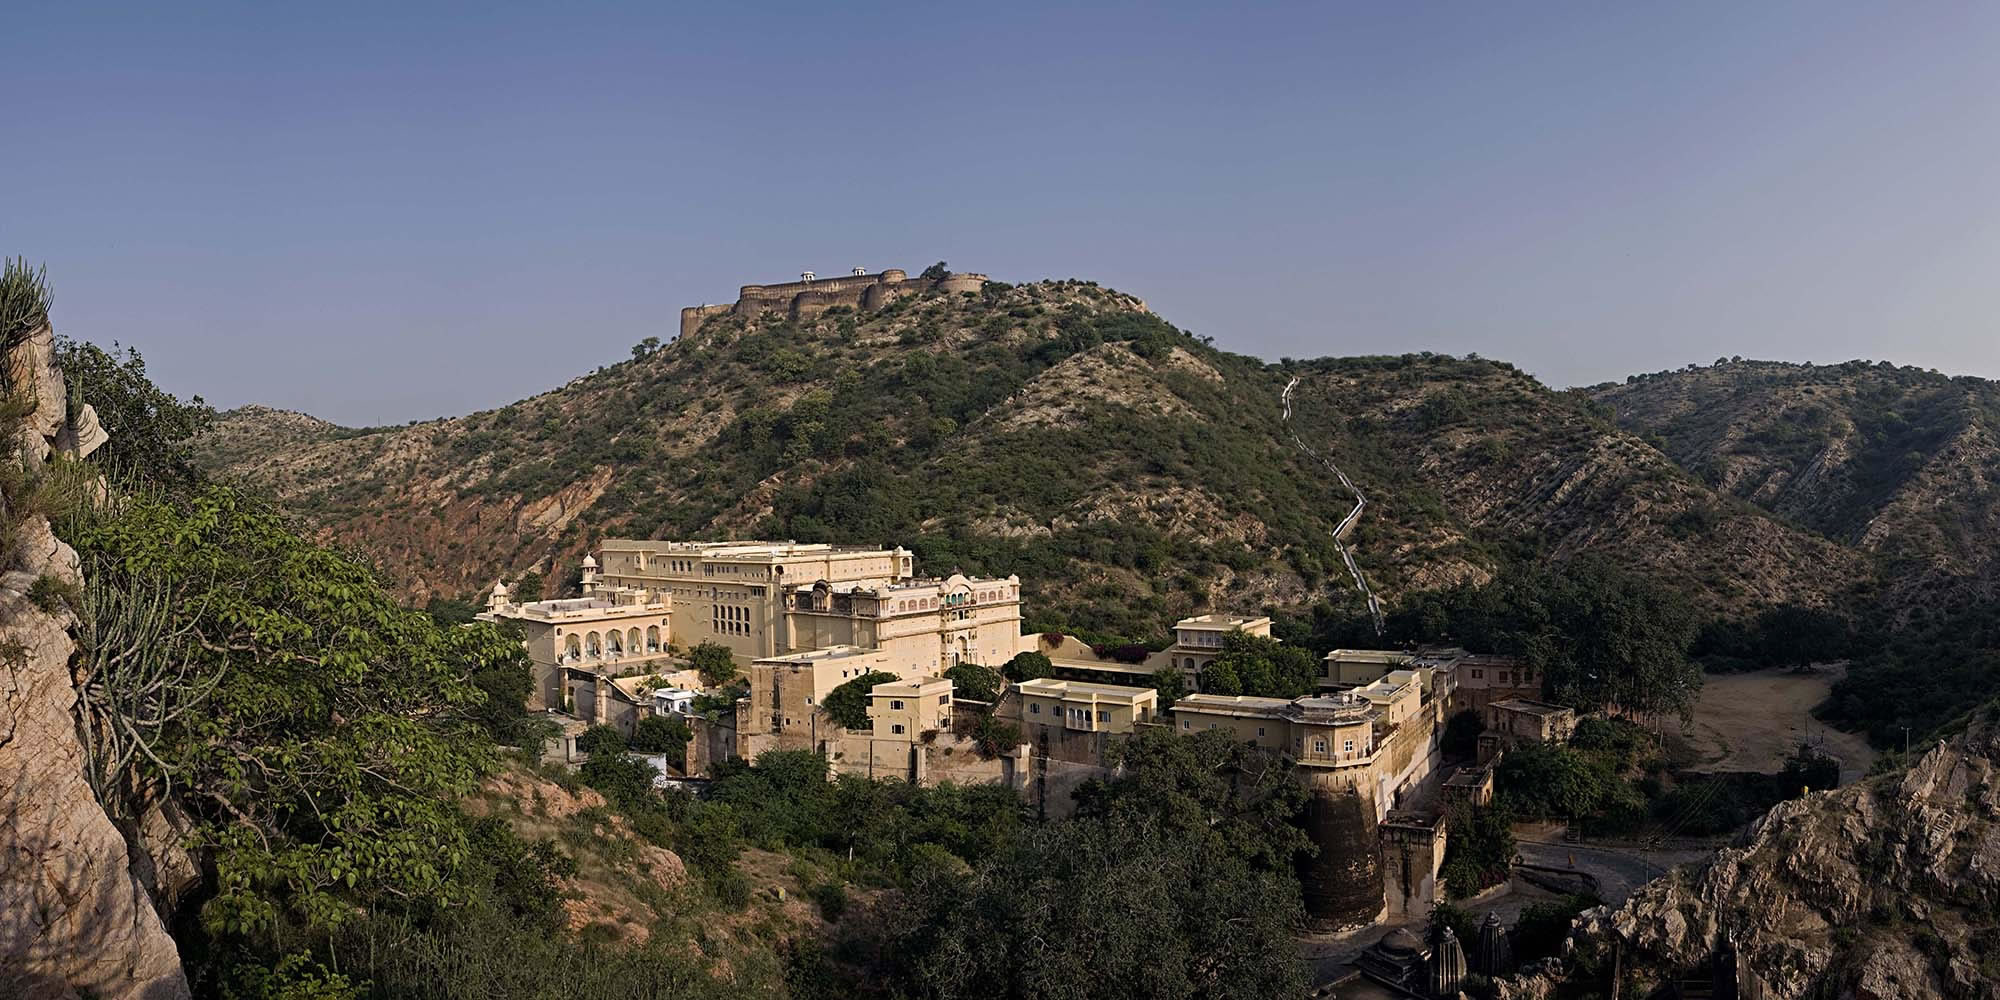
[679,265,989,339]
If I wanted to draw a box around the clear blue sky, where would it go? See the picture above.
[7,1,1996,425]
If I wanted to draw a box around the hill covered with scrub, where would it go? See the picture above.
[196,277,1863,640]
[1592,358,2000,620]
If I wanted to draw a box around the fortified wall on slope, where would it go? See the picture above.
[678,267,989,340]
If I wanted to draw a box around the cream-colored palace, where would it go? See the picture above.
[484,539,1024,722]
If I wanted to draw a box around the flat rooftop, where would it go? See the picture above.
[872,676,950,696]
[1491,698,1571,716]
[755,645,879,664]
[1324,648,1411,664]
[1016,678,1155,701]
[1175,614,1272,629]
[1047,656,1152,676]
[1174,693,1295,717]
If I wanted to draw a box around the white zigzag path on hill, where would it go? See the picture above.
[1281,375,1384,633]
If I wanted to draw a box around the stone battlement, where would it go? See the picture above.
[679,267,989,340]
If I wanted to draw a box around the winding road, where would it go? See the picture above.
[1281,375,1384,633]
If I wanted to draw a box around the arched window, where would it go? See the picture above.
[565,635,581,662]
[646,626,661,652]
[628,628,641,653]
[607,632,623,656]
[586,632,601,657]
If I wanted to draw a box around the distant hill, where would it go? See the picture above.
[195,280,1867,639]
[1591,359,2000,615]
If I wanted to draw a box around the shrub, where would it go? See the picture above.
[1001,650,1053,682]
[575,724,626,756]
[943,662,1003,703]
[822,671,899,730]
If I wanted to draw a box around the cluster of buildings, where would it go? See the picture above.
[482,537,1579,930]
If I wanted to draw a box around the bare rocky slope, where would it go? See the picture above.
[0,323,189,998]
[1593,359,2000,617]
[195,280,1868,638]
[1502,703,2000,1000]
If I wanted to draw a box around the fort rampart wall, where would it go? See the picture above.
[678,268,990,340]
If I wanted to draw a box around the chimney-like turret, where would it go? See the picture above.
[1476,911,1512,976]
[1430,926,1466,999]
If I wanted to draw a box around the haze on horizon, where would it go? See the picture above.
[6,1,1996,426]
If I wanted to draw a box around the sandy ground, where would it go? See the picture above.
[1667,665,1877,784]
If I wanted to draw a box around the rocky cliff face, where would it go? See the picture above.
[0,323,188,998]
[1503,708,2000,1000]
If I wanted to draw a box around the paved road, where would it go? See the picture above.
[1515,840,1674,904]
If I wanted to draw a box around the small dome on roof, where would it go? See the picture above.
[1378,928,1425,956]
[491,579,508,594]
[582,555,598,568]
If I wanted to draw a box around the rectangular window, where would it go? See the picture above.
[891,724,905,735]
[1257,727,1265,737]
[1097,710,1108,722]
[1313,739,1328,754]
[1031,704,1041,715]
[939,695,950,705]
[1343,739,1355,754]
[1472,669,1483,679]
[890,700,905,710]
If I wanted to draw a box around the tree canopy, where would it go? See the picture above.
[942,662,1002,703]
[1001,650,1052,682]
[1393,557,1702,720]
[54,337,215,484]
[1196,631,1319,699]
[822,671,899,730]
[63,483,533,938]
[688,640,738,687]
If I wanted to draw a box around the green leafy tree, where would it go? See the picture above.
[513,569,544,602]
[1400,557,1702,720]
[1439,807,1516,898]
[1441,709,1483,760]
[1074,728,1310,873]
[54,337,215,483]
[921,261,951,280]
[1002,650,1053,682]
[575,724,627,756]
[424,595,480,625]
[1200,631,1318,699]
[1753,603,1851,667]
[61,484,532,939]
[630,715,692,769]
[972,713,1021,757]
[822,671,899,730]
[943,662,1003,703]
[1494,742,1615,820]
[689,640,739,687]
[1150,665,1188,710]
[886,817,1307,1000]
[630,714,691,753]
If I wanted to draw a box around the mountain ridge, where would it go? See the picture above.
[194,280,1881,638]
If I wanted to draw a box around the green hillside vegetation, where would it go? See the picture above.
[197,279,1861,646]
[43,300,1311,996]
[1594,358,2000,603]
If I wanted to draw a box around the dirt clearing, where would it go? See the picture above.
[1667,666,1876,784]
